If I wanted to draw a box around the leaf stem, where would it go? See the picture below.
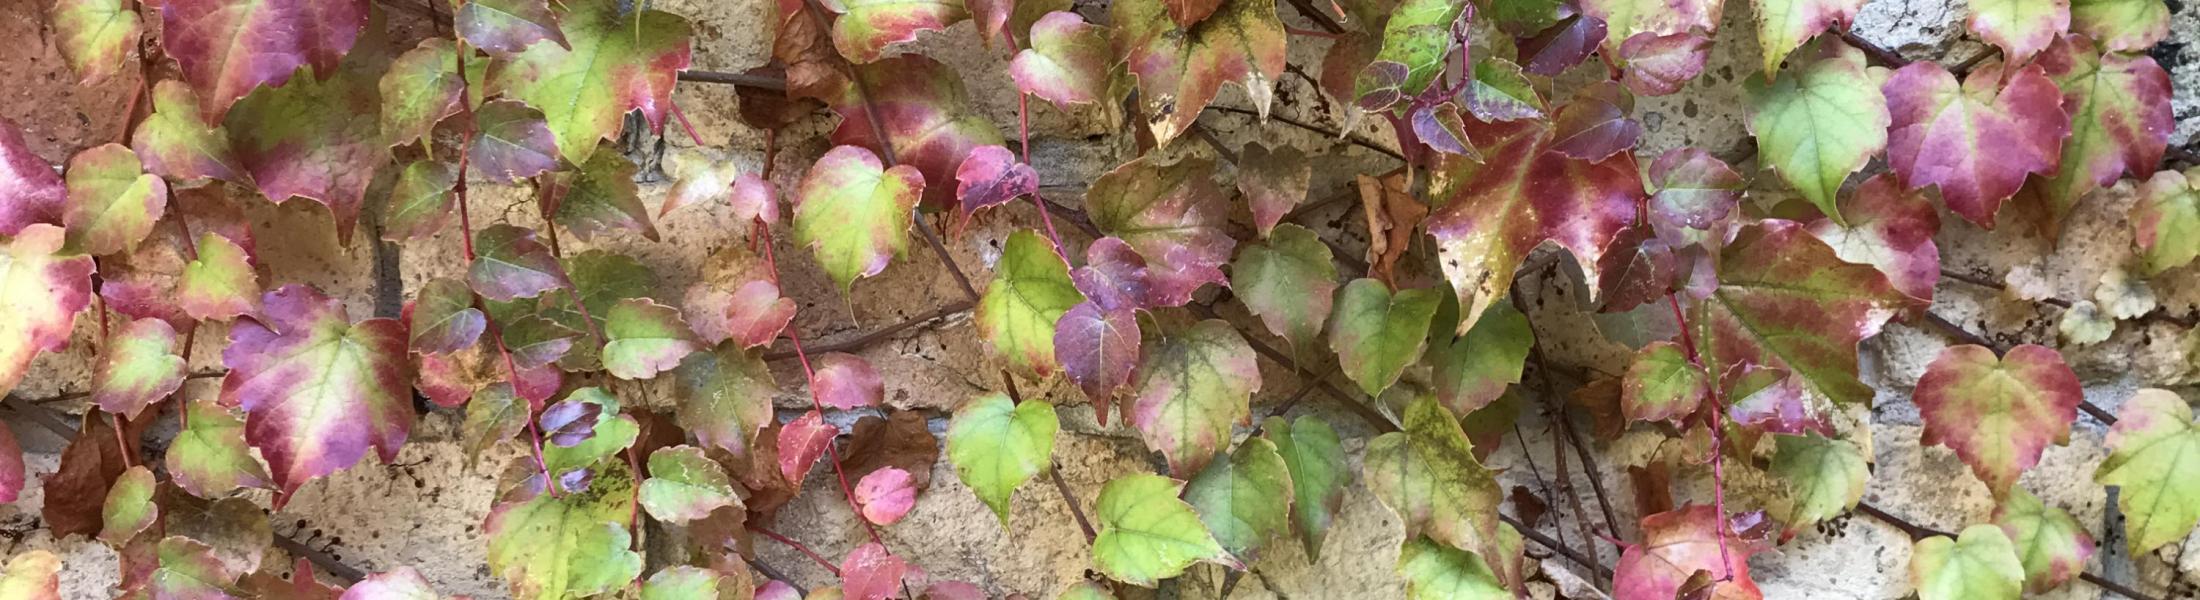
[753,525,844,577]
[1002,375,1099,542]
[1663,293,1735,583]
[756,221,888,548]
[1016,94,1070,261]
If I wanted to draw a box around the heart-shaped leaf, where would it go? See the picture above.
[470,100,561,183]
[1397,535,1511,599]
[1622,341,1707,425]
[455,0,567,56]
[1264,415,1346,560]
[602,298,700,380]
[2033,37,2173,234]
[825,55,1004,211]
[408,278,486,356]
[1185,437,1294,561]
[1428,300,1532,416]
[1743,39,1888,225]
[1237,143,1311,237]
[63,143,167,256]
[1910,525,2025,600]
[840,543,906,600]
[1688,220,1915,406]
[1230,223,1337,361]
[1751,0,1866,75]
[131,82,244,187]
[489,0,691,164]
[1615,506,1771,600]
[2069,0,2168,51]
[379,38,485,150]
[2134,168,2200,276]
[1806,174,1940,301]
[0,224,94,396]
[1993,488,2095,593]
[638,446,740,523]
[1329,279,1443,396]
[946,392,1056,522]
[672,343,777,459]
[160,0,370,121]
[1087,157,1234,307]
[954,145,1038,221]
[1618,31,1714,96]
[1054,301,1140,422]
[176,231,258,322]
[1091,473,1234,586]
[1112,0,1285,144]
[832,0,968,63]
[99,466,159,546]
[1072,237,1151,312]
[221,285,412,498]
[1914,344,2081,495]
[795,145,923,294]
[1008,12,1118,112]
[979,230,1083,380]
[53,0,141,83]
[1967,0,2068,65]
[382,161,457,244]
[485,461,643,600]
[91,317,187,419]
[167,399,272,497]
[1883,60,2069,227]
[1768,432,1867,535]
[852,467,917,525]
[470,224,572,302]
[2093,388,2200,554]
[1127,319,1259,476]
[1365,395,1504,561]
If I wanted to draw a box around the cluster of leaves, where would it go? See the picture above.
[0,0,2193,597]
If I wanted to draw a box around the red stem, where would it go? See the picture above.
[754,526,843,576]
[758,222,886,547]
[1665,294,1733,581]
[1016,94,1069,261]
[670,101,707,146]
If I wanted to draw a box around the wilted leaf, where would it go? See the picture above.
[1054,301,1140,422]
[160,0,370,121]
[795,145,923,293]
[1364,395,1504,561]
[0,225,94,396]
[91,317,187,419]
[1806,174,1940,301]
[470,100,561,183]
[1128,320,1259,476]
[1330,279,1442,397]
[0,426,19,505]
[220,284,412,498]
[1768,432,1867,535]
[1622,341,1707,425]
[2093,388,2200,554]
[168,399,272,497]
[1614,506,1770,600]
[639,446,740,523]
[485,461,643,599]
[64,143,167,256]
[1230,223,1336,360]
[1911,525,2025,600]
[1883,60,2069,227]
[1993,488,2095,593]
[1092,473,1234,586]
[1112,0,1285,144]
[1752,0,1866,75]
[852,467,917,525]
[1689,220,1914,406]
[1008,12,1118,112]
[1185,437,1293,561]
[1914,344,2081,495]
[44,411,149,538]
[131,82,244,186]
[825,55,1004,211]
[1429,300,1532,416]
[2034,37,2173,234]
[1086,157,1233,307]
[455,0,567,56]
[490,0,691,164]
[1396,535,1510,599]
[1743,39,1888,225]
[980,230,1083,379]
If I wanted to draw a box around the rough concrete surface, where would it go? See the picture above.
[3,0,2200,597]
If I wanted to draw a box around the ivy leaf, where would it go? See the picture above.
[1054,301,1140,422]
[779,410,835,485]
[809,353,882,410]
[461,384,529,468]
[1365,395,1504,560]
[455,0,567,56]
[340,567,438,600]
[219,284,412,498]
[840,543,906,600]
[2134,168,2200,275]
[1429,300,1532,417]
[1092,473,1235,586]
[638,446,740,523]
[1742,39,1888,225]
[1806,174,1940,301]
[1128,320,1260,476]
[407,278,486,355]
[2068,0,2168,51]
[1111,0,1285,145]
[1883,61,2069,227]
[637,566,722,600]
[1329,279,1442,396]
[223,30,386,244]
[600,298,700,380]
[470,100,561,183]
[825,55,1004,211]
[1622,341,1708,425]
[100,466,159,546]
[1581,0,1720,59]
[0,120,64,236]
[1910,525,2025,600]
[1914,344,2081,495]
[1618,31,1714,97]
[833,0,969,63]
[1234,143,1313,238]
[1993,488,2095,593]
[1465,57,1544,122]
[134,536,239,599]
[1751,0,1865,75]
[1184,437,1293,561]
[1690,220,1914,406]
[63,144,168,256]
[1086,157,1234,307]
[795,145,923,294]
[1768,432,1867,535]
[683,246,795,349]
[1546,82,1643,161]
[470,224,572,302]
[1262,416,1346,559]
[853,467,918,525]
[1614,506,1770,600]
[167,399,272,497]
[0,225,94,396]
[980,230,1083,380]
[1008,12,1117,113]
[490,0,691,164]
[946,392,1056,522]
[0,551,59,600]
[539,388,640,483]
[1073,237,1152,312]
[52,0,141,83]
[1230,223,1337,360]
[952,146,1037,222]
[178,232,257,321]
[131,81,244,186]
[1967,0,2068,65]
[672,343,777,459]
[159,0,370,121]
[381,161,456,243]
[1517,14,1606,75]
[380,38,485,150]
[1397,535,1511,599]
[2093,388,2200,554]
[1427,114,1641,332]
[2033,36,2173,233]
[484,461,643,600]
[91,317,187,419]
[1355,0,1472,111]
[550,148,659,242]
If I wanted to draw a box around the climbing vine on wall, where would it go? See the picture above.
[0,0,2192,597]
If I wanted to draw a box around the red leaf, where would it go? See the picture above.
[853,467,918,525]
[160,0,371,121]
[0,424,20,504]
[1807,174,1941,301]
[1054,301,1140,424]
[777,410,835,485]
[812,353,884,410]
[1883,61,2069,227]
[224,28,385,244]
[0,118,65,235]
[1615,506,1772,600]
[1072,237,1153,312]
[1619,30,1713,96]
[683,246,796,349]
[840,543,907,600]
[1085,157,1234,307]
[221,285,413,498]
[2031,36,2174,233]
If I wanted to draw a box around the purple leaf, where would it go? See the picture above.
[826,55,1005,211]
[406,278,486,355]
[1085,157,1234,307]
[455,0,567,56]
[1547,82,1643,161]
[469,100,560,183]
[1518,14,1607,76]
[1411,103,1478,158]
[1054,301,1140,425]
[812,353,884,410]
[955,145,1038,220]
[469,224,573,302]
[160,0,371,121]
[1882,60,2070,227]
[0,118,66,235]
[224,31,384,245]
[1619,30,1713,96]
[220,284,412,500]
[1646,147,1744,235]
[1072,237,1153,312]
[541,399,605,447]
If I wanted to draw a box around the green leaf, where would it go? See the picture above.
[1229,223,1337,361]
[221,284,412,497]
[1053,581,1115,600]
[1965,0,2068,64]
[1752,0,1868,75]
[131,81,244,186]
[1111,0,1286,144]
[540,388,642,480]
[1364,395,1504,560]
[1086,157,1234,307]
[1128,320,1260,476]
[0,551,60,600]
[1621,341,1707,425]
[489,0,692,164]
[1427,300,1531,417]
[2068,0,2168,51]
[833,0,969,63]
[565,249,660,317]
[485,460,644,600]
[1356,0,1471,110]
[99,466,158,546]
[51,0,141,83]
[946,392,1057,522]
[1992,488,2095,593]
[641,566,723,600]
[672,343,778,459]
[2135,168,2200,276]
[1690,221,1915,406]
[379,38,486,150]
[1743,39,1889,225]
[1910,525,2025,600]
[793,145,922,294]
[1768,432,1867,533]
[63,143,167,256]
[979,230,1084,380]
[90,317,187,419]
[638,446,740,523]
[1090,473,1234,586]
[602,298,701,380]
[223,29,386,244]
[1008,12,1122,114]
[2093,388,2200,554]
[1396,535,1511,600]
[1914,344,2081,495]
[176,232,257,321]
[382,160,458,243]
[138,536,239,599]
[1329,279,1443,397]
[462,384,530,468]
[551,148,659,242]
[1464,57,1545,122]
[166,399,272,497]
[1184,437,1294,561]
[1264,415,1346,560]
[0,225,94,396]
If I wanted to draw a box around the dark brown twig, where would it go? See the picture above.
[760,301,973,361]
[1203,105,1407,162]
[1512,284,1618,588]
[1855,502,2161,600]
[1835,29,1909,68]
[677,70,790,91]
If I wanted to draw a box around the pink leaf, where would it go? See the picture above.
[1619,30,1713,96]
[1914,344,2081,495]
[0,224,94,395]
[224,30,385,244]
[923,581,987,600]
[1807,174,1941,301]
[827,55,1005,211]
[1071,237,1153,312]
[955,145,1038,221]
[1085,157,1234,307]
[778,410,835,485]
[1882,61,2069,227]
[1724,365,1832,437]
[220,284,412,499]
[1615,506,1772,600]
[1054,302,1140,425]
[337,567,437,600]
[756,581,801,600]
[0,424,21,503]
[1646,147,1743,235]
[2031,36,2174,232]
[853,467,918,525]
[1547,82,1642,161]
[840,543,907,600]
[813,353,884,410]
[160,0,371,121]
[968,0,1013,46]
[0,118,65,236]
[733,172,782,225]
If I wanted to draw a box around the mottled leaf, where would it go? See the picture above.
[1622,341,1707,425]
[1968,0,2067,65]
[1883,60,2069,227]
[1229,223,1336,360]
[1752,0,1866,75]
[455,0,567,56]
[99,466,158,546]
[52,0,141,83]
[1008,12,1117,112]
[1355,0,1471,110]
[381,161,457,243]
[484,461,643,600]
[779,410,835,485]
[1768,432,1867,535]
[1806,174,1940,300]
[980,230,1083,379]
[955,146,1038,221]
[1465,57,1544,122]
[1993,488,2095,593]
[0,225,94,395]
[1397,535,1510,600]
[1911,525,2025,600]
[1071,237,1151,312]
[0,119,64,235]
[131,82,244,186]
[794,145,922,293]
[462,384,530,468]
[1429,300,1532,416]
[2034,37,2173,233]
[683,246,794,349]
[672,343,777,458]
[551,148,658,242]
[2134,168,2200,275]
[489,0,691,164]
[160,0,370,121]
[639,446,740,523]
[852,467,917,525]
[167,399,272,497]
[825,55,1003,211]
[1128,320,1259,476]
[1091,473,1234,586]
[220,284,412,498]
[63,143,167,256]
[1614,506,1770,600]
[602,298,701,380]
[1329,279,1442,396]
[1743,39,1888,225]
[1185,437,1293,561]
[1054,301,1140,421]
[380,38,484,149]
[1364,395,1504,560]
[2068,0,2168,51]
[408,278,486,355]
[946,393,1056,522]
[470,224,571,302]
[1112,0,1286,144]
[0,551,60,600]
[1689,220,1914,406]
[1915,344,2081,495]
[470,100,561,183]
[2093,388,2200,554]
[223,31,384,243]
[1618,31,1714,96]
[91,317,187,419]
[1086,157,1234,307]
[833,0,968,63]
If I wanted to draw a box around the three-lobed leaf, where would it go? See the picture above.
[220,284,412,498]
[979,230,1084,380]
[2093,388,2200,554]
[1883,60,2069,227]
[1229,223,1336,361]
[1111,0,1286,144]
[1127,319,1260,476]
[1993,488,2095,593]
[1913,344,2081,495]
[1752,0,1866,75]
[794,145,923,294]
[167,399,273,497]
[833,0,969,63]
[160,0,370,121]
[1742,39,1887,225]
[1910,525,2025,600]
[489,0,691,164]
[1364,395,1504,562]
[1690,220,1915,406]
[1091,473,1235,586]
[946,393,1057,522]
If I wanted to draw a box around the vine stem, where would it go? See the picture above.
[1512,282,1616,588]
[1001,376,1099,542]
[756,221,889,550]
[1016,93,1070,261]
[753,525,845,577]
[1665,293,1736,583]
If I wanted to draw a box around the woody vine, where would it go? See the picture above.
[0,0,2194,597]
